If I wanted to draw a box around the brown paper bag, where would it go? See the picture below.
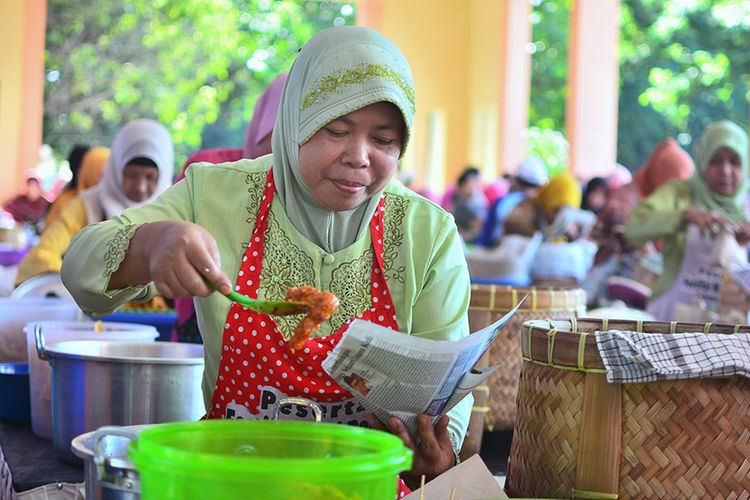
[403,454,507,500]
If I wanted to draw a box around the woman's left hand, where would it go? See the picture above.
[368,413,455,489]
[734,222,750,246]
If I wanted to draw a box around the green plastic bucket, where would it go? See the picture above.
[128,420,412,499]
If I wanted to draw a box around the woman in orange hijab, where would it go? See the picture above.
[602,139,694,230]
[44,147,109,228]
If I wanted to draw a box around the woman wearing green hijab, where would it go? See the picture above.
[625,120,750,320]
[61,26,471,490]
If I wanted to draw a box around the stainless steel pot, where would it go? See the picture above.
[36,327,205,463]
[71,425,147,500]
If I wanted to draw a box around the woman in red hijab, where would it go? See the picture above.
[3,172,49,229]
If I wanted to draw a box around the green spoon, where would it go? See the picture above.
[208,282,308,316]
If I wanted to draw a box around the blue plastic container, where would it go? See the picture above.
[95,310,178,342]
[470,275,532,287]
[0,362,31,423]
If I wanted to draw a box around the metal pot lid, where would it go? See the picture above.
[43,340,204,365]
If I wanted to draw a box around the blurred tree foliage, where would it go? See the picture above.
[528,0,750,174]
[526,0,571,178]
[43,0,355,173]
[618,0,749,169]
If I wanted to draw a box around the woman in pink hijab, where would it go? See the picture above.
[175,73,288,183]
[173,73,288,342]
[243,72,287,159]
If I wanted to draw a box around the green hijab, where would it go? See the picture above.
[689,120,749,221]
[271,26,415,253]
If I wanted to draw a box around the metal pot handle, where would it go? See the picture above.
[273,397,323,422]
[93,426,139,491]
[34,323,48,361]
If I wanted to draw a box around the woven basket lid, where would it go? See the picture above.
[520,318,750,372]
[468,285,586,313]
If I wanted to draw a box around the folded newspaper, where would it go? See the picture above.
[322,300,523,437]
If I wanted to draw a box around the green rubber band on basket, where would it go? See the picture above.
[571,488,619,499]
[636,319,643,332]
[602,318,609,331]
[526,324,533,358]
[734,324,742,334]
[570,316,578,333]
[547,328,557,365]
[670,321,677,334]
[704,322,712,334]
[577,331,587,370]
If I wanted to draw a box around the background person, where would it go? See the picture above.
[581,177,609,215]
[15,119,173,286]
[45,144,90,225]
[3,172,49,231]
[503,170,590,241]
[591,138,695,271]
[476,156,549,248]
[450,166,487,242]
[624,120,750,320]
[45,146,108,228]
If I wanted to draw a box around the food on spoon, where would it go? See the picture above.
[93,321,105,332]
[285,286,339,351]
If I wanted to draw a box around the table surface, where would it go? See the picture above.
[0,420,511,493]
[0,420,83,492]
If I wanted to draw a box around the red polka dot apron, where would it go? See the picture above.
[207,170,410,496]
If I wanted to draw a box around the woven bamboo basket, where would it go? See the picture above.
[506,318,750,499]
[461,285,586,460]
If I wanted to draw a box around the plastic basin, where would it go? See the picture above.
[0,298,80,362]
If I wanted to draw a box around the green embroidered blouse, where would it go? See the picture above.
[624,180,693,298]
[62,155,473,448]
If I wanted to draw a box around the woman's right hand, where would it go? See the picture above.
[108,220,232,298]
[681,208,733,235]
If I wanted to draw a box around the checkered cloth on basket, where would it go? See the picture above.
[595,330,750,383]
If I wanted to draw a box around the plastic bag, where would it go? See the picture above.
[531,239,597,282]
[465,232,542,283]
[710,230,748,269]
